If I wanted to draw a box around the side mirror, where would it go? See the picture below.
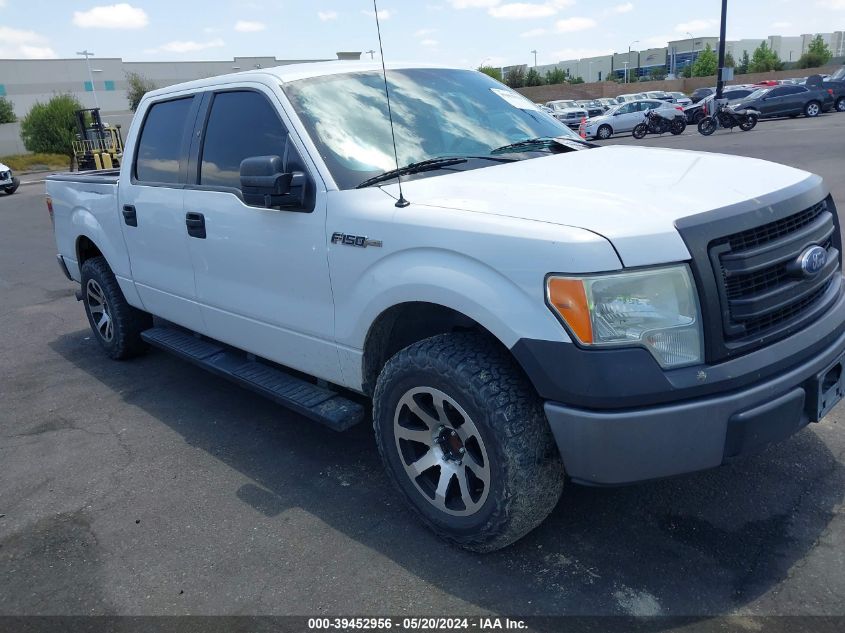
[240,155,306,210]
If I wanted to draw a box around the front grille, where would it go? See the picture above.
[710,199,840,344]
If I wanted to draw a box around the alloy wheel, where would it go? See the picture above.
[86,279,114,342]
[393,386,491,517]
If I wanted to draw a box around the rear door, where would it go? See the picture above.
[181,86,340,383]
[119,94,206,330]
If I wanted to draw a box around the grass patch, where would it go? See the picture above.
[0,153,70,172]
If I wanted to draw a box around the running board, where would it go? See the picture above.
[140,327,364,431]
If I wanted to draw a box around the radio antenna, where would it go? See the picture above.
[373,0,410,208]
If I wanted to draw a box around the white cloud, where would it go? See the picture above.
[675,19,717,32]
[234,20,265,32]
[520,27,548,37]
[487,0,574,18]
[549,47,614,60]
[0,26,57,58]
[361,9,392,19]
[421,38,439,47]
[317,10,338,20]
[606,2,634,14]
[449,0,500,7]
[817,0,845,7]
[555,17,597,32]
[72,3,148,29]
[146,38,225,54]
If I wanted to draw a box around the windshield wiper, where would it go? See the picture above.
[491,136,594,155]
[356,156,514,189]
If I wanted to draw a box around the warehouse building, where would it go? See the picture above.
[0,52,362,117]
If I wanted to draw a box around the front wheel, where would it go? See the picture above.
[3,178,19,195]
[373,333,564,552]
[81,256,152,360]
[739,114,758,131]
[596,124,613,140]
[697,116,717,136]
[670,118,687,135]
[632,123,648,139]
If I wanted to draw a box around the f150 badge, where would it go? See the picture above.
[331,232,382,248]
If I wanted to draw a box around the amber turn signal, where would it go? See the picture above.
[547,277,593,344]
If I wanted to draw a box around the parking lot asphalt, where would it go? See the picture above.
[1,114,844,619]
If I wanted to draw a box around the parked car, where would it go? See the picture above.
[0,162,20,195]
[615,93,644,103]
[816,73,845,113]
[755,80,780,87]
[597,97,619,110]
[645,91,674,102]
[690,87,714,103]
[544,99,589,128]
[669,91,692,106]
[583,99,683,140]
[733,84,834,118]
[575,99,605,118]
[683,87,756,124]
[45,61,845,552]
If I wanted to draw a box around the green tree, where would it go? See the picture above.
[0,96,15,124]
[478,65,503,81]
[682,63,693,78]
[649,67,667,81]
[544,67,567,85]
[567,76,585,84]
[524,67,544,87]
[125,71,157,112]
[725,52,736,68]
[737,50,751,74]
[749,41,783,73]
[20,94,82,168]
[797,34,832,69]
[504,66,526,88]
[691,44,719,77]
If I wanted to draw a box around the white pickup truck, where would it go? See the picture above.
[48,62,845,551]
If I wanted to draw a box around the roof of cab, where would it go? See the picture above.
[143,60,456,100]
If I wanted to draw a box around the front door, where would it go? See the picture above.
[182,87,340,383]
[119,95,205,330]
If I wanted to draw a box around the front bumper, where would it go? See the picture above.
[542,306,845,486]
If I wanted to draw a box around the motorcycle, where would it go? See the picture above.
[632,109,687,139]
[697,102,759,136]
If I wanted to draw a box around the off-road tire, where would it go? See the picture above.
[373,332,564,552]
[80,256,152,360]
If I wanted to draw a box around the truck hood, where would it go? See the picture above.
[382,145,816,267]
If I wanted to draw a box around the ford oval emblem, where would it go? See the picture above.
[799,246,828,277]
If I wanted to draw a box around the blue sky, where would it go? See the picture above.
[1,0,843,68]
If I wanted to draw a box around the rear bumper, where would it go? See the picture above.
[544,323,845,485]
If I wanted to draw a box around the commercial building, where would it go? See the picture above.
[0,52,361,117]
[506,31,843,84]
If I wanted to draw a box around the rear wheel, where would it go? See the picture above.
[697,116,717,136]
[596,124,613,140]
[804,101,821,117]
[373,333,564,552]
[632,123,648,139]
[670,118,687,135]
[81,256,152,360]
[836,97,845,113]
[739,114,758,131]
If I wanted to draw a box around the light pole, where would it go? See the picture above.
[531,49,538,67]
[623,61,629,83]
[366,49,376,59]
[627,40,639,83]
[76,49,99,108]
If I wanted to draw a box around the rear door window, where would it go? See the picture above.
[199,90,288,190]
[135,97,194,184]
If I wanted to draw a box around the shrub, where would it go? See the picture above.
[20,94,82,168]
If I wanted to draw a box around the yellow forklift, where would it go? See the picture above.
[72,108,124,171]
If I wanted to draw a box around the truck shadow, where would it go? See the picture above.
[50,330,845,619]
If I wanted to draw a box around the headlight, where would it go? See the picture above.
[546,265,703,368]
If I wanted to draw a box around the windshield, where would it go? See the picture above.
[284,69,577,189]
[746,88,771,100]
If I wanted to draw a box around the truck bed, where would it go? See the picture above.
[46,169,120,184]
